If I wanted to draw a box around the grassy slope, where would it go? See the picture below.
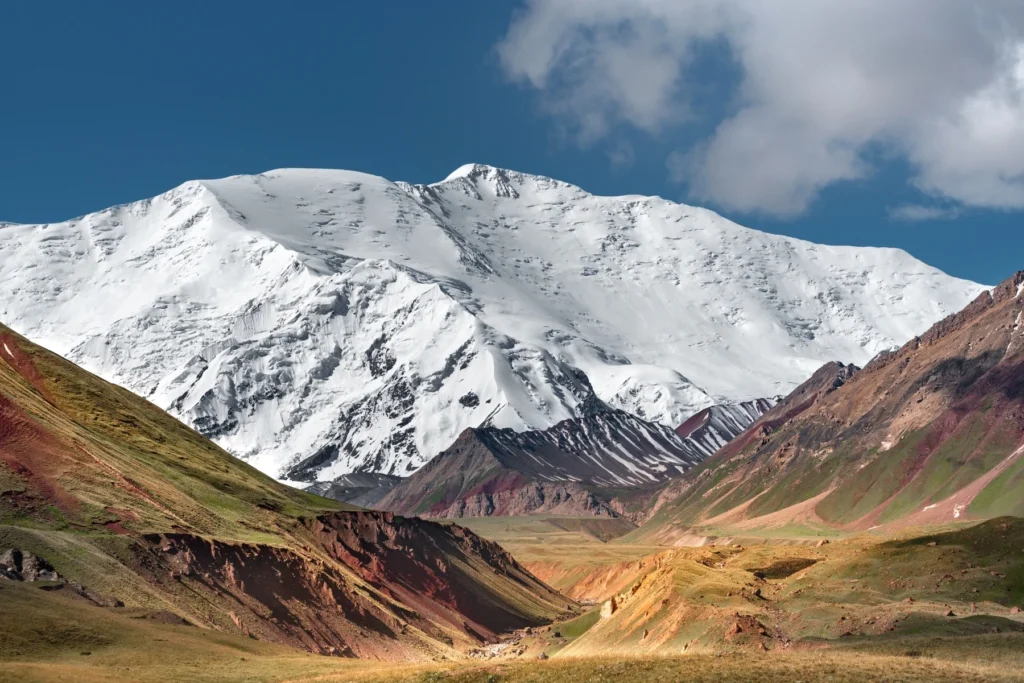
[446,516,636,547]
[0,323,572,660]
[444,516,658,597]
[0,323,347,541]
[4,575,1023,683]
[539,519,1024,658]
[0,322,360,614]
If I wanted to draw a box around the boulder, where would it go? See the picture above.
[0,549,60,582]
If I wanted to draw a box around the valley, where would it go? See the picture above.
[5,519,1024,682]
[7,307,1024,681]
[2,171,1023,682]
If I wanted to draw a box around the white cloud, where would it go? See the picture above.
[498,0,1024,217]
[607,140,636,169]
[888,204,961,222]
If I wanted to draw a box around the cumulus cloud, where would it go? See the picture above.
[497,0,1024,217]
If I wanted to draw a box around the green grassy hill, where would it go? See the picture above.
[0,322,573,663]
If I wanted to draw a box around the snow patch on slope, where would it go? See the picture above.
[473,410,710,488]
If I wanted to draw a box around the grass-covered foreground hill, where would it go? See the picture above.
[0,322,574,665]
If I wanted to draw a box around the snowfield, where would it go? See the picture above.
[0,164,985,479]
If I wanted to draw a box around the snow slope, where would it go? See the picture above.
[0,165,985,478]
[675,398,778,459]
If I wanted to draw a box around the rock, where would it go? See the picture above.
[538,652,548,660]
[642,629,649,639]
[945,610,956,617]
[816,539,830,547]
[1011,606,1021,614]
[0,548,61,582]
[927,541,937,547]
[904,597,915,603]
[600,597,618,619]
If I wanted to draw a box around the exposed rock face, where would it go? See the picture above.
[377,405,775,519]
[0,548,124,608]
[138,531,403,657]
[600,597,618,619]
[132,511,571,656]
[0,548,60,582]
[640,271,1024,534]
[309,511,567,637]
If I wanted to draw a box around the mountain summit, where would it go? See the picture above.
[0,166,984,479]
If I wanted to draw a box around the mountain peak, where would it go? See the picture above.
[437,163,522,198]
[0,164,985,480]
[442,163,497,182]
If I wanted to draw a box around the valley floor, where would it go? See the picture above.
[4,516,1024,682]
[4,605,1023,683]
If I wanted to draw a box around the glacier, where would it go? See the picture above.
[0,164,985,479]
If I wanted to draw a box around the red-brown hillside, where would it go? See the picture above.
[636,271,1024,539]
[0,323,573,660]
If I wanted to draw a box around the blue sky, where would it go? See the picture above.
[2,1,1022,286]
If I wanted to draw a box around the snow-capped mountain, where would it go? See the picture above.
[0,164,984,479]
[375,408,725,519]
